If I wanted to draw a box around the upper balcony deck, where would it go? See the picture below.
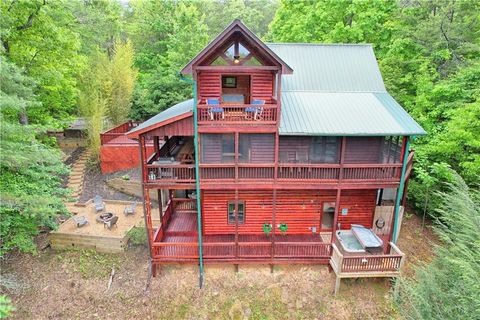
[197,102,278,126]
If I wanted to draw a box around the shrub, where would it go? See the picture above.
[0,295,15,318]
[127,226,147,247]
[394,172,480,319]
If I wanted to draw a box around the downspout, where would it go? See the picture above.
[180,75,204,288]
[392,136,411,244]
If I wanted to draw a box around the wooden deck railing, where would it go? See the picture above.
[152,240,331,261]
[173,198,197,212]
[197,104,277,124]
[100,121,139,145]
[146,164,195,183]
[147,154,410,185]
[331,242,404,275]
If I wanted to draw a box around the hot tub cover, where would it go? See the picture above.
[351,224,383,249]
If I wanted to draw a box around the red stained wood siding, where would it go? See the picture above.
[147,116,194,137]
[202,189,376,235]
[100,144,154,174]
[344,137,383,164]
[275,190,336,234]
[337,190,377,229]
[251,72,274,103]
[198,72,221,103]
[197,71,274,104]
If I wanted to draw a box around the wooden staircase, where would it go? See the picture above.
[66,149,91,201]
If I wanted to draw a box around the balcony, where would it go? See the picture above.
[197,104,278,125]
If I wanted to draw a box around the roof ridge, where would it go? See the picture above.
[267,43,373,47]
[282,90,388,93]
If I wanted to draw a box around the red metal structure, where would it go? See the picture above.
[127,20,425,283]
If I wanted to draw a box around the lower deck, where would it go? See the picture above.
[151,200,400,272]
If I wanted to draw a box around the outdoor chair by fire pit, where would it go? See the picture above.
[73,216,88,228]
[94,195,105,212]
[104,216,118,230]
[124,201,137,216]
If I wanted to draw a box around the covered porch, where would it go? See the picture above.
[152,198,332,264]
[151,197,404,272]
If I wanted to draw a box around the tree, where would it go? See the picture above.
[108,39,137,125]
[0,58,69,255]
[394,172,480,319]
[78,50,110,156]
[128,1,209,119]
[1,0,85,124]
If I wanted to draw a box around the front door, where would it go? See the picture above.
[320,201,336,232]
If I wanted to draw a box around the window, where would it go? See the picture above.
[228,201,245,224]
[239,134,275,163]
[321,202,336,230]
[310,137,340,163]
[382,136,402,163]
[279,136,340,163]
[201,134,235,163]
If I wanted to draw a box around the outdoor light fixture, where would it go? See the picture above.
[233,55,240,64]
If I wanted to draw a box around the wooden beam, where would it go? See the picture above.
[195,66,280,72]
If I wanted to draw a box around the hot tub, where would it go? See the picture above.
[336,230,366,253]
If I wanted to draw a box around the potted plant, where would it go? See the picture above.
[262,223,272,236]
[278,223,288,236]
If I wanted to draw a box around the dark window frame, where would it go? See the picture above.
[227,200,245,224]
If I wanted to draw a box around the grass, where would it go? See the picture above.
[56,249,121,279]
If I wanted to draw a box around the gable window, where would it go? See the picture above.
[208,39,265,66]
[228,201,245,224]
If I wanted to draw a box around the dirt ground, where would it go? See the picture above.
[1,214,437,320]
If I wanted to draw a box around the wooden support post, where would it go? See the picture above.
[139,135,155,276]
[270,264,274,274]
[234,264,239,273]
[331,137,346,243]
[334,276,341,296]
[157,189,163,222]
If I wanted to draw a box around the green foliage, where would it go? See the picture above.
[128,0,278,120]
[108,40,137,125]
[0,59,69,256]
[127,226,147,247]
[0,295,15,319]
[128,1,209,119]
[56,249,120,279]
[1,0,85,124]
[269,0,480,219]
[394,173,480,319]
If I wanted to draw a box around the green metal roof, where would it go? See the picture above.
[130,43,426,137]
[279,92,426,136]
[267,43,386,92]
[127,99,193,135]
[266,43,425,136]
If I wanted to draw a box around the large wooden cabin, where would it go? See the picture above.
[127,20,425,289]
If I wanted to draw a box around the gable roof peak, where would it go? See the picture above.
[181,19,293,75]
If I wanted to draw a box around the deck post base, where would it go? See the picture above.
[270,264,274,273]
[234,264,239,273]
[334,276,341,296]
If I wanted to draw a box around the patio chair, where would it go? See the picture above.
[73,216,88,228]
[124,201,138,215]
[251,99,265,120]
[206,98,224,120]
[93,195,105,212]
[104,215,119,230]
